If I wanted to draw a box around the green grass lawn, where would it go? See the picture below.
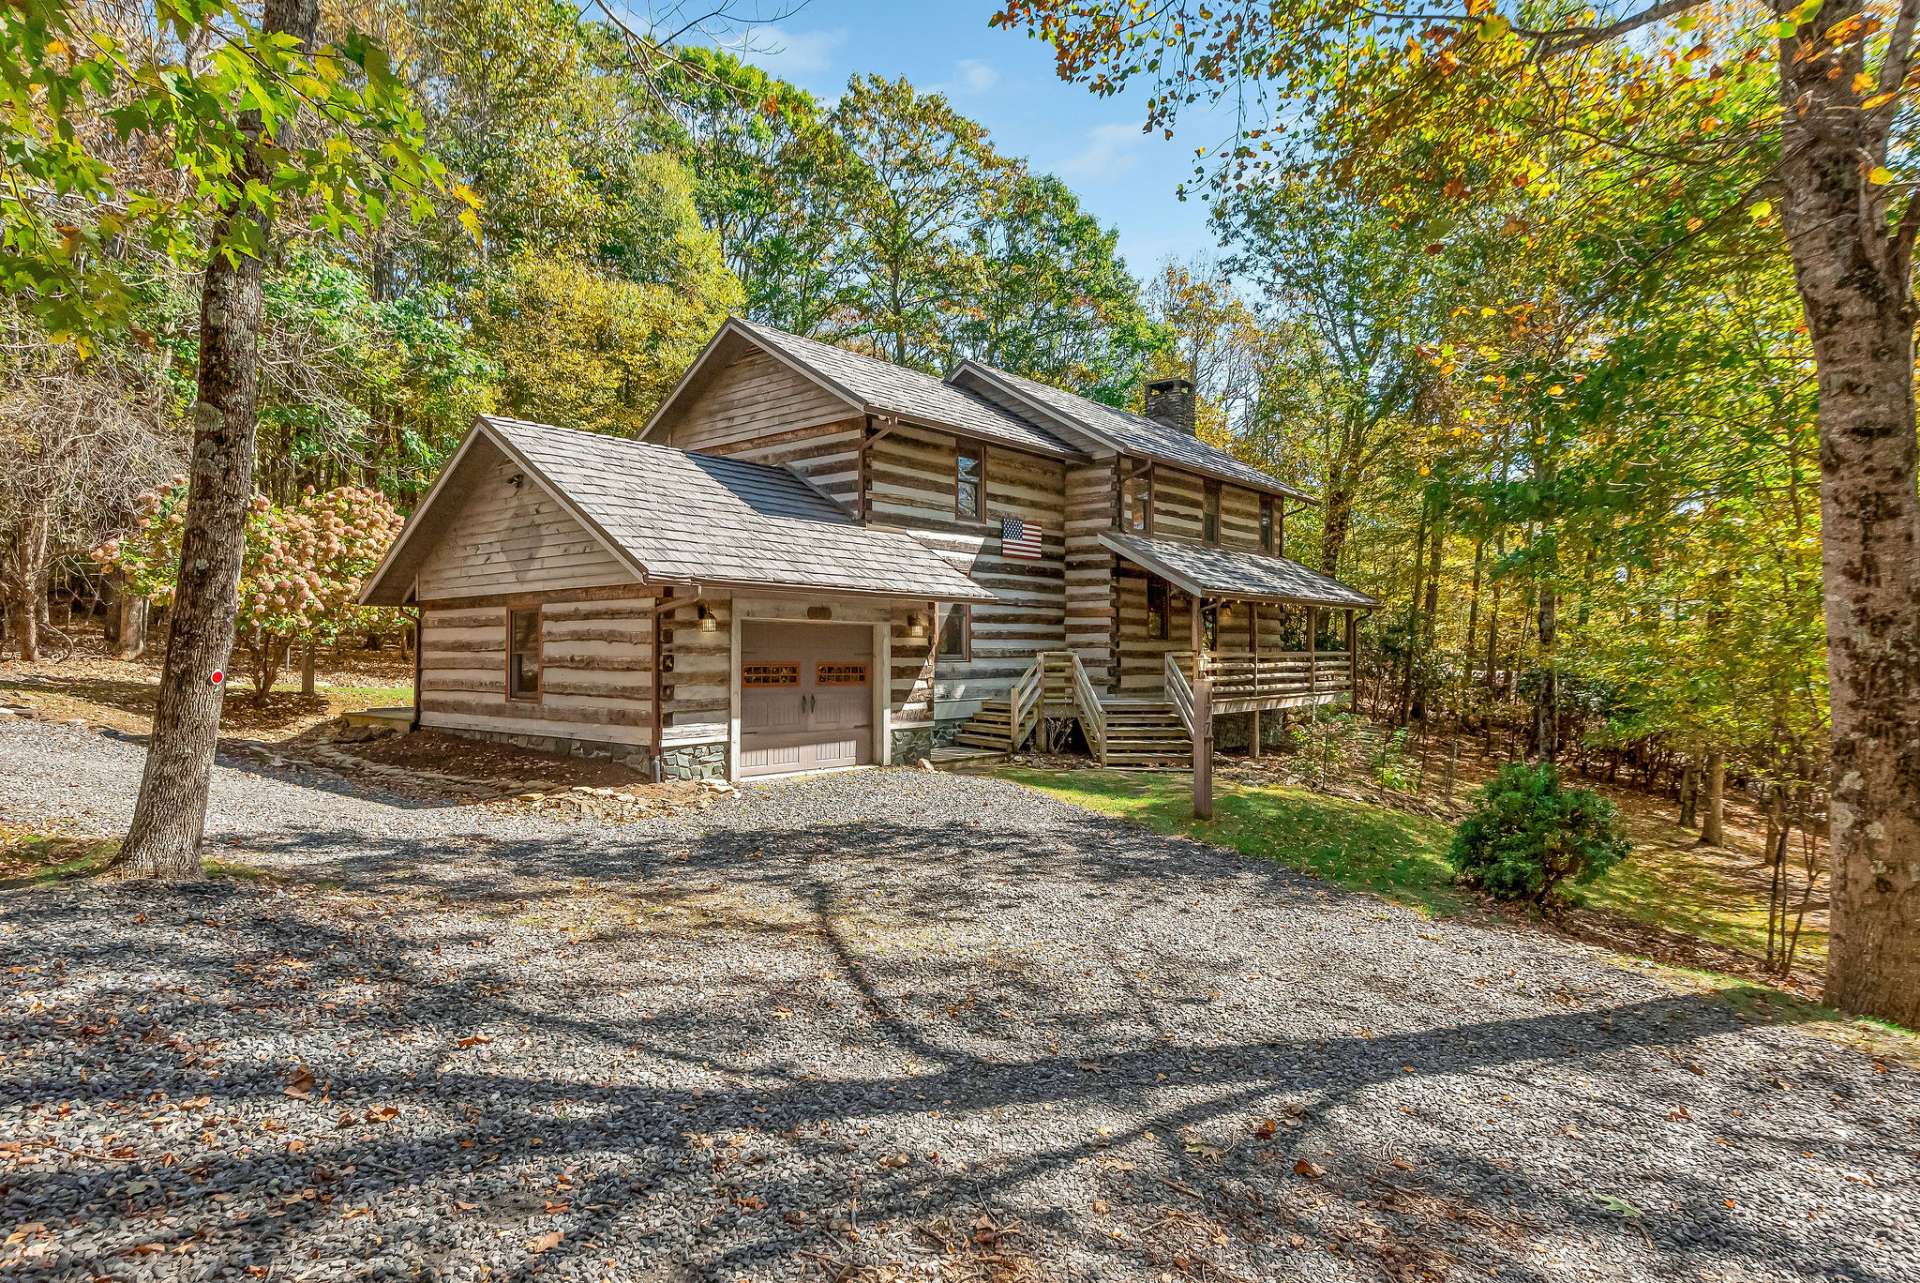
[0,830,279,888]
[999,766,1464,915]
[1569,838,1827,970]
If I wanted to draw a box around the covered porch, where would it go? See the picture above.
[1097,531,1375,811]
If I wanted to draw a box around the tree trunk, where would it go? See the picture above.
[1697,750,1726,847]
[112,589,149,660]
[1776,10,1920,1026]
[301,641,317,696]
[1415,515,1443,721]
[1531,579,1558,762]
[1678,758,1698,829]
[113,0,321,881]
[1318,469,1357,578]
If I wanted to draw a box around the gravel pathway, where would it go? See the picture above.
[1,718,1914,1282]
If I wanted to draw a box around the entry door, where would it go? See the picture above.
[739,621,873,778]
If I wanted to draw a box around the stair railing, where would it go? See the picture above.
[1163,652,1196,737]
[1063,651,1107,764]
[1008,655,1044,750]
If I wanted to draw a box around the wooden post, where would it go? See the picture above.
[1346,609,1359,708]
[1191,594,1212,818]
[1193,663,1213,819]
[1249,603,1261,760]
[1307,606,1319,705]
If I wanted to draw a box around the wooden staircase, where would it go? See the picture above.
[1100,700,1192,770]
[951,696,1022,752]
[933,654,1196,773]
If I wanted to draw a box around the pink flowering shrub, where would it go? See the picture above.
[96,482,404,699]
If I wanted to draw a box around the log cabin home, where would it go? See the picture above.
[359,317,1375,782]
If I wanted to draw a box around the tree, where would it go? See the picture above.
[97,482,403,699]
[957,173,1159,404]
[4,0,455,878]
[994,0,1920,1027]
[0,307,181,659]
[1218,186,1432,577]
[830,75,1005,369]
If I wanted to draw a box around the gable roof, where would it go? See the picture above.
[1101,531,1376,609]
[642,317,1085,460]
[360,416,995,605]
[950,361,1314,503]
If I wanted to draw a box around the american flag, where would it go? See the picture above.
[1000,515,1043,559]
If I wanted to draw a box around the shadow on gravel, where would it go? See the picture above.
[0,782,1895,1282]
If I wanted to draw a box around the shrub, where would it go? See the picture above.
[1448,762,1630,906]
[1371,726,1417,792]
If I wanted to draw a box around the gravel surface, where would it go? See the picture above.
[2,717,1915,1282]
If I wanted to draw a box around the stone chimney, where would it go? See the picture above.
[1144,376,1197,436]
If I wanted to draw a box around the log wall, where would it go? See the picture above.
[418,593,655,747]
[868,423,1067,710]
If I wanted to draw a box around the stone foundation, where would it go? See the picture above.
[657,741,728,781]
[436,724,627,760]
[890,724,936,763]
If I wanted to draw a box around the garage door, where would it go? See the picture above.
[739,621,874,778]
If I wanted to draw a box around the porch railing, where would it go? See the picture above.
[1197,650,1350,712]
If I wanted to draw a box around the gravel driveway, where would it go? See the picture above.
[1,718,1914,1283]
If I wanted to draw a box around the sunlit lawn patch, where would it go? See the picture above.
[999,766,1463,915]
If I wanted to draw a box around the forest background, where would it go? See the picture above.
[3,0,1827,919]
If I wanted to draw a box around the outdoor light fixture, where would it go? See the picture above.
[696,603,716,631]
[908,610,929,637]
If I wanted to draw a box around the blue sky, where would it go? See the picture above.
[712,0,1237,275]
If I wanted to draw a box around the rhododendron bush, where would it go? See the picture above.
[96,483,404,700]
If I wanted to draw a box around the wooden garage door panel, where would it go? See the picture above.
[740,621,872,777]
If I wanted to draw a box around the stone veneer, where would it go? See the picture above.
[890,724,936,763]
[656,741,728,781]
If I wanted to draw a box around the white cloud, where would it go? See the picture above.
[940,58,1000,95]
[732,27,847,79]
[1059,122,1149,181]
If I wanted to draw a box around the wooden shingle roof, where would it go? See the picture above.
[1101,531,1376,609]
[360,416,995,604]
[951,361,1314,503]
[727,320,1087,459]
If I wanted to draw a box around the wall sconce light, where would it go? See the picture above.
[696,603,716,632]
[908,610,929,638]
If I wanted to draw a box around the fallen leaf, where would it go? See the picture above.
[455,1035,491,1049]
[1292,1159,1325,1179]
[1252,1118,1278,1140]
[283,1070,315,1100]
[528,1231,562,1254]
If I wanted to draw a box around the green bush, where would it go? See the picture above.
[1448,762,1631,906]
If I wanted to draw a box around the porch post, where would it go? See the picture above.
[1191,594,1212,820]
[1346,609,1359,710]
[1249,603,1261,760]
[1307,606,1319,704]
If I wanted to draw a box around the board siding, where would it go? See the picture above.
[659,348,854,454]
[416,455,635,601]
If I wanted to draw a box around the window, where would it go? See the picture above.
[937,603,971,660]
[1259,496,1275,554]
[1123,468,1152,534]
[956,444,983,520]
[1203,480,1221,543]
[507,608,541,699]
[1146,580,1170,641]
